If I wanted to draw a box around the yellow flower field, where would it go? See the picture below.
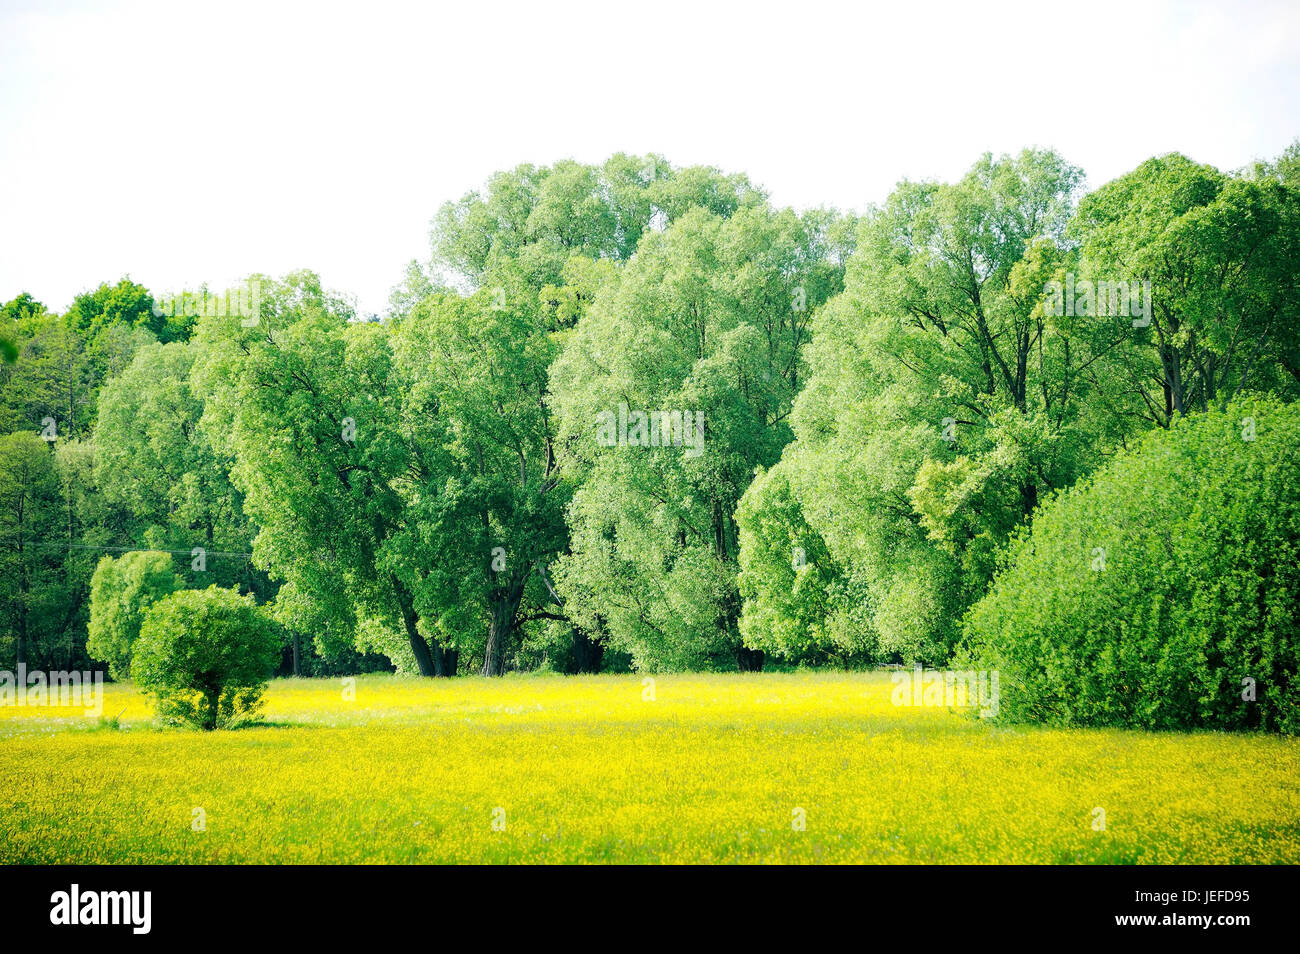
[1,671,1296,864]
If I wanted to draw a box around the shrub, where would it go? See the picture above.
[963,395,1300,733]
[133,585,281,730]
[86,550,182,679]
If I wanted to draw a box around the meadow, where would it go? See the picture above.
[1,671,1297,864]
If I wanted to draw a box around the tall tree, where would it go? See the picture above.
[195,274,565,677]
[0,432,64,667]
[1071,152,1300,424]
[737,150,1101,663]
[550,204,851,670]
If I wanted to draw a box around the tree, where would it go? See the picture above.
[386,259,440,321]
[0,432,64,666]
[1071,152,1300,425]
[0,308,152,441]
[736,461,873,665]
[429,154,766,292]
[191,274,458,673]
[389,289,571,675]
[735,149,1106,663]
[134,585,280,730]
[65,277,160,340]
[92,341,264,593]
[86,551,182,680]
[49,436,117,670]
[963,395,1300,733]
[550,204,852,670]
[194,270,572,677]
[1,293,46,363]
[1,292,48,326]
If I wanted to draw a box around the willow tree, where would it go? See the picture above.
[191,273,460,673]
[416,154,778,674]
[1071,151,1300,424]
[737,149,1108,664]
[192,268,574,677]
[549,204,853,671]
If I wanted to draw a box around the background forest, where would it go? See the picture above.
[3,143,1299,732]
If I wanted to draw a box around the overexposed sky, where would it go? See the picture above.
[1,0,1298,316]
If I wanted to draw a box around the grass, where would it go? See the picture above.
[1,671,1297,864]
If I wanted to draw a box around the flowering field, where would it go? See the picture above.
[1,671,1297,864]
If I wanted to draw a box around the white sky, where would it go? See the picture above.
[1,0,1298,317]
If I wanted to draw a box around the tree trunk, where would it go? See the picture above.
[441,648,459,676]
[481,582,526,677]
[481,603,511,676]
[571,628,604,673]
[291,631,301,677]
[390,574,445,677]
[736,646,765,671]
[204,690,220,731]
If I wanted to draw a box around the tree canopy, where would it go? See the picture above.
[2,143,1298,735]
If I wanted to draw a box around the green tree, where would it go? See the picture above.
[134,585,280,730]
[736,461,872,665]
[1,300,152,441]
[1071,152,1300,424]
[0,432,64,666]
[429,154,766,292]
[389,289,571,675]
[1,292,48,326]
[86,550,182,679]
[0,293,47,363]
[386,259,440,321]
[65,277,159,339]
[92,340,263,593]
[191,275,448,672]
[0,314,95,440]
[194,269,573,677]
[49,436,117,668]
[736,149,1105,663]
[550,203,851,670]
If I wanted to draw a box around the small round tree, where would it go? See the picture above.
[87,550,182,680]
[134,585,281,730]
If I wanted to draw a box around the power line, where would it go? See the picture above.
[11,542,254,559]
[72,544,253,559]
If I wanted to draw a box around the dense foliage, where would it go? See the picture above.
[2,144,1297,731]
[86,550,181,680]
[963,396,1300,732]
[133,585,280,730]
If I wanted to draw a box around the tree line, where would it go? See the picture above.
[2,146,1298,728]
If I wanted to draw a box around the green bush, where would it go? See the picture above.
[86,550,182,680]
[963,395,1300,733]
[134,585,280,730]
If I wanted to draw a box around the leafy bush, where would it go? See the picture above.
[963,396,1300,732]
[86,550,181,679]
[133,586,281,730]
